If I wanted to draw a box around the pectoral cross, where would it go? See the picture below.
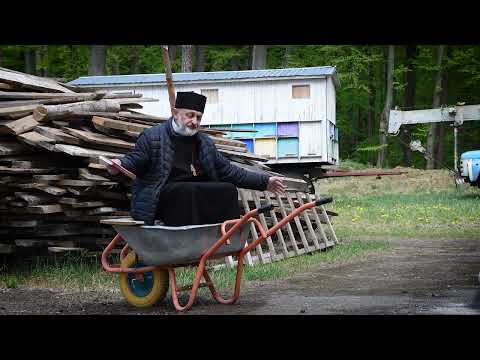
[190,163,198,177]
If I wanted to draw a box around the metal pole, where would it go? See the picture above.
[454,126,458,170]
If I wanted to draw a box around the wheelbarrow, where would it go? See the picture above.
[101,196,333,312]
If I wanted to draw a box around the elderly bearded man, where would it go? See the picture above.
[107,91,286,226]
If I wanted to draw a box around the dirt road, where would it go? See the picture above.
[1,237,479,315]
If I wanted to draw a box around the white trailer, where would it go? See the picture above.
[69,67,340,181]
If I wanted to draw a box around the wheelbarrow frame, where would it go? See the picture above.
[101,197,332,312]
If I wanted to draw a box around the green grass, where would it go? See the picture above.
[317,169,480,239]
[0,254,117,291]
[3,169,476,292]
[0,240,388,293]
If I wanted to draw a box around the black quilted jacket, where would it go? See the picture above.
[120,118,270,224]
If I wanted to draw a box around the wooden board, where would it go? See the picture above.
[0,141,34,156]
[18,131,55,148]
[88,163,107,170]
[27,204,63,214]
[100,217,144,226]
[17,183,68,196]
[78,168,111,182]
[33,174,66,181]
[48,247,84,253]
[0,95,104,108]
[0,82,17,91]
[0,104,36,115]
[14,192,54,205]
[58,197,79,205]
[65,111,167,123]
[239,189,265,264]
[15,239,45,247]
[218,148,269,162]
[54,144,124,159]
[86,207,119,215]
[92,116,150,133]
[209,136,247,148]
[62,209,86,217]
[0,91,102,100]
[0,154,61,167]
[33,100,122,122]
[0,115,38,135]
[34,126,81,145]
[0,67,74,93]
[0,166,54,174]
[58,179,102,187]
[71,201,108,208]
[93,122,136,140]
[62,127,135,150]
[215,144,247,153]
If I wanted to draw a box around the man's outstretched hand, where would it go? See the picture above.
[267,176,286,195]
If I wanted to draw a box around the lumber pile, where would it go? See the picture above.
[0,67,314,256]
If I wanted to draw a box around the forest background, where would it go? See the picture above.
[1,44,478,169]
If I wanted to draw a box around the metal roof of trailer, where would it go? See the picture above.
[69,66,339,87]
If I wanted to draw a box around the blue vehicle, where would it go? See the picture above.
[459,151,480,187]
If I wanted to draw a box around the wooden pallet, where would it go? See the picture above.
[223,189,338,268]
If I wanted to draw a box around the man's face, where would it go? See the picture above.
[173,108,203,133]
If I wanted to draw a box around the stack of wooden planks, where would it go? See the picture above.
[0,67,315,256]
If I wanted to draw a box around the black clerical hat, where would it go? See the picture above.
[175,92,207,113]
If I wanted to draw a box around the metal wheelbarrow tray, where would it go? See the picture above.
[101,196,333,312]
[112,222,250,267]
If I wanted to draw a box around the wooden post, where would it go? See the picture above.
[161,45,176,117]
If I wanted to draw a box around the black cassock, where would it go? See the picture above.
[155,135,241,226]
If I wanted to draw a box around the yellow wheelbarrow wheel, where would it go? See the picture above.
[119,252,169,308]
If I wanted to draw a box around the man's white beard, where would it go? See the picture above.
[172,118,198,136]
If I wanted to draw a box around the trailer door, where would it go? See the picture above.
[299,121,323,160]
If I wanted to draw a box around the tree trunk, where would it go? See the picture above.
[24,48,37,75]
[112,58,120,75]
[130,46,141,74]
[426,45,445,169]
[367,50,376,139]
[169,45,177,64]
[88,45,107,76]
[247,46,253,69]
[251,45,267,69]
[195,45,205,72]
[33,100,121,122]
[400,45,418,167]
[435,60,449,166]
[39,45,49,77]
[377,45,395,168]
[181,45,193,72]
[283,46,293,67]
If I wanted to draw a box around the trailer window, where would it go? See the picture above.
[292,85,310,99]
[201,89,218,104]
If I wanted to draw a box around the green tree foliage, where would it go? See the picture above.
[1,44,479,169]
